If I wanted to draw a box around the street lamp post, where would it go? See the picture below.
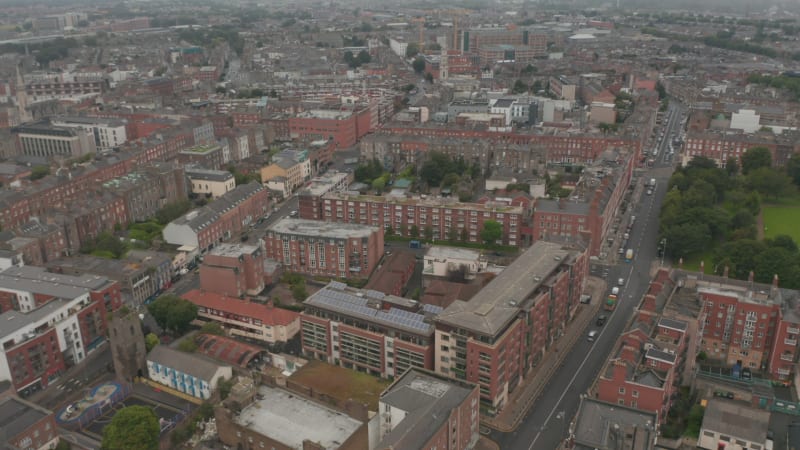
[660,238,667,267]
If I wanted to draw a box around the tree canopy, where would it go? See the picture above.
[101,405,159,450]
[740,147,772,175]
[412,56,426,73]
[660,156,800,288]
[419,152,478,188]
[147,294,198,335]
[480,220,503,244]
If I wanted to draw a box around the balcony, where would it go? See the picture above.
[778,367,791,376]
[781,353,794,362]
[785,338,798,346]
[789,326,800,335]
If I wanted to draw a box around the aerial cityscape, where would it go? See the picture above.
[0,0,799,449]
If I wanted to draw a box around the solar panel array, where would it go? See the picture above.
[312,287,434,334]
[422,304,444,314]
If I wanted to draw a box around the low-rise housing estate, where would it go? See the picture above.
[183,289,300,345]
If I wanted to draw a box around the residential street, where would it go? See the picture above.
[486,103,685,449]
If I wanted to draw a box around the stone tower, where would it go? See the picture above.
[107,308,147,383]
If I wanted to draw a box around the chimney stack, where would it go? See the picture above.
[773,274,779,289]
[679,257,683,269]
[723,266,729,279]
[700,261,705,274]
[749,271,755,284]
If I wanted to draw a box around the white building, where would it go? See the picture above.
[390,38,409,58]
[0,274,102,392]
[185,167,236,199]
[0,250,24,271]
[730,109,761,134]
[51,116,128,151]
[147,346,232,400]
[422,246,487,281]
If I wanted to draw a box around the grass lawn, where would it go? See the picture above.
[763,205,800,243]
[288,360,391,410]
[680,249,716,274]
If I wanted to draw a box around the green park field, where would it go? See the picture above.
[762,205,800,244]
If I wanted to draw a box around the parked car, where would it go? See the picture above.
[596,315,607,326]
[618,278,625,286]
[741,368,752,381]
[587,330,599,342]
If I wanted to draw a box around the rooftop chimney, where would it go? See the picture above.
[749,271,755,284]
[679,258,683,269]
[773,274,779,289]
[723,266,729,279]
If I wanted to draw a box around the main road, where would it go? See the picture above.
[491,103,685,449]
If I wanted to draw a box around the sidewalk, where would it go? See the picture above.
[482,276,607,432]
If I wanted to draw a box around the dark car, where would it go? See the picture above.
[741,368,752,381]
[596,315,607,326]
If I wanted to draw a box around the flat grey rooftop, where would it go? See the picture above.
[0,298,71,338]
[236,386,362,450]
[1,265,110,291]
[147,346,227,381]
[436,241,571,336]
[379,369,475,450]
[425,245,482,261]
[0,396,50,441]
[573,397,657,450]
[185,167,234,182]
[701,398,770,444]
[269,218,378,239]
[0,272,89,299]
[208,243,260,258]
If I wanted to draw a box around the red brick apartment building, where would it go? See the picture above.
[696,274,800,381]
[287,107,373,148]
[303,192,525,247]
[301,281,443,378]
[1,265,122,312]
[264,218,383,280]
[0,131,190,231]
[162,182,270,253]
[596,315,688,421]
[0,396,59,450]
[434,240,588,413]
[369,124,643,166]
[0,272,110,393]
[595,269,689,422]
[532,152,634,255]
[377,368,479,450]
[199,243,267,297]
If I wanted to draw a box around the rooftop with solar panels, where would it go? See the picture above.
[303,281,443,336]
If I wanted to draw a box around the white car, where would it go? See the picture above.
[611,287,620,295]
[618,278,625,287]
